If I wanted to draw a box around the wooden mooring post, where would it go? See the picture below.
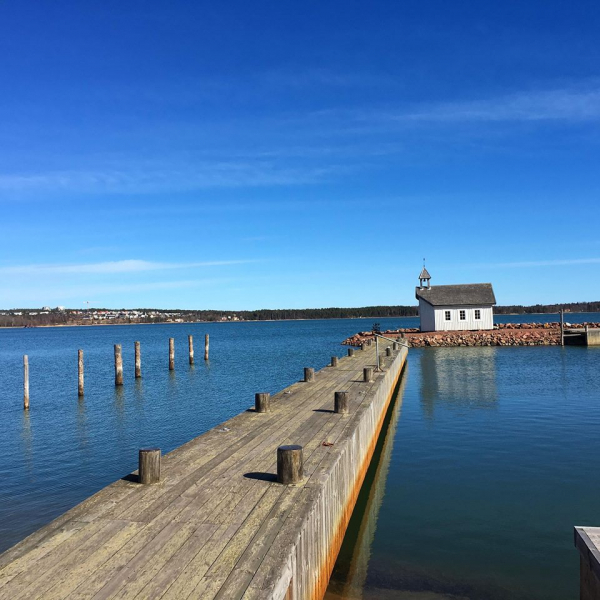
[139,448,161,484]
[204,334,209,361]
[363,367,374,382]
[114,344,123,386]
[78,349,84,397]
[330,356,338,367]
[23,355,29,410]
[188,335,194,365]
[255,392,271,413]
[277,445,303,484]
[334,391,349,414]
[304,367,315,382]
[169,338,175,370]
[135,341,142,378]
[347,348,355,357]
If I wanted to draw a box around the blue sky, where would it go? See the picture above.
[1,1,599,309]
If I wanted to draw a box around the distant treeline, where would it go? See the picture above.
[1,301,600,328]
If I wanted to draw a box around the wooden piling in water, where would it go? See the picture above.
[255,392,271,413]
[139,448,161,484]
[169,338,175,370]
[188,335,194,365]
[114,344,123,386]
[304,367,315,382]
[204,334,209,361]
[78,349,84,397]
[23,355,29,410]
[330,356,338,367]
[134,341,141,378]
[277,445,303,485]
[334,391,349,414]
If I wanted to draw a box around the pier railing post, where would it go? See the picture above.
[204,334,209,361]
[304,367,315,382]
[330,356,338,367]
[363,367,373,382]
[114,344,123,386]
[255,392,271,413]
[139,448,161,484]
[135,341,141,378]
[334,391,349,414]
[169,338,175,370]
[23,355,29,410]
[277,445,303,484]
[188,335,194,365]
[78,349,84,397]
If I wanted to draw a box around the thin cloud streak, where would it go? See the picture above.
[468,257,600,269]
[0,259,258,275]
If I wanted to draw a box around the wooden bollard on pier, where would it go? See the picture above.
[114,344,123,386]
[188,335,194,365]
[135,341,141,378]
[334,391,349,414]
[386,347,392,356]
[78,349,84,397]
[360,343,365,351]
[255,392,271,413]
[169,338,175,370]
[363,367,373,382]
[138,448,161,484]
[347,348,355,357]
[304,367,315,382]
[23,355,29,410]
[393,342,399,350]
[204,334,209,361]
[277,445,303,485]
[330,356,338,367]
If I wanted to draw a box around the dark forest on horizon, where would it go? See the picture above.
[1,301,600,328]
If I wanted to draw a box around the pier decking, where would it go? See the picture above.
[0,342,407,600]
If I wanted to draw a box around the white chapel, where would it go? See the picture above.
[415,268,496,332]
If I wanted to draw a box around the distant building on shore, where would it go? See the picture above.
[415,268,496,332]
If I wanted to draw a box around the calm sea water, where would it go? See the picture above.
[1,313,598,600]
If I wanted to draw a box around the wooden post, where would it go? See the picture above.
[188,335,194,365]
[78,349,84,397]
[393,342,399,350]
[277,445,303,484]
[560,309,565,347]
[255,392,271,413]
[334,391,349,414]
[330,356,338,367]
[138,448,161,484]
[169,338,175,370]
[204,334,209,361]
[363,367,373,382]
[23,355,29,410]
[376,336,380,371]
[386,346,392,356]
[347,348,355,357]
[360,343,365,351]
[134,341,141,378]
[304,367,315,382]
[114,344,123,386]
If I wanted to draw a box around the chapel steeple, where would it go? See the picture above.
[418,264,431,289]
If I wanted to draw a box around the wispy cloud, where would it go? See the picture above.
[469,257,600,269]
[392,87,600,123]
[0,259,257,275]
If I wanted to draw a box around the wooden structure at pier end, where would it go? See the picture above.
[415,268,496,332]
[0,341,407,600]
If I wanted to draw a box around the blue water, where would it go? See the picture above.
[1,314,599,599]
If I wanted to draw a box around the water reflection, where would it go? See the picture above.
[326,367,408,600]
[420,348,498,419]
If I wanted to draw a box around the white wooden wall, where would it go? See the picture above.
[433,305,493,331]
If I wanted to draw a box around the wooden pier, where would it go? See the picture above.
[0,342,408,600]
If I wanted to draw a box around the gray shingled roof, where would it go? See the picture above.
[415,283,496,306]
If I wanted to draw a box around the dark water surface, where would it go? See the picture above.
[326,342,600,599]
[1,314,599,600]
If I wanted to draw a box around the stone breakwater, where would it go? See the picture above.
[343,322,600,348]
